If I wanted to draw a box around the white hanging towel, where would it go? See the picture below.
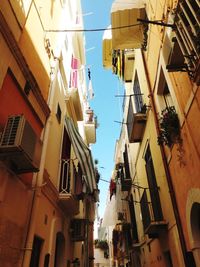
[88,79,94,99]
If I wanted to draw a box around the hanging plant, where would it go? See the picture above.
[157,106,182,147]
[94,239,109,250]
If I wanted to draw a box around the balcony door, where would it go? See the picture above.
[133,72,143,113]
[54,232,65,267]
[30,236,43,267]
[144,145,163,221]
[129,194,139,243]
[59,127,71,193]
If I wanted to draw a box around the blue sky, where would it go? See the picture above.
[82,1,123,218]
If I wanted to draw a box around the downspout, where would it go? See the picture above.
[22,64,58,267]
[85,199,89,267]
[141,50,190,267]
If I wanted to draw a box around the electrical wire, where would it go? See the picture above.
[99,178,110,183]
[45,23,142,33]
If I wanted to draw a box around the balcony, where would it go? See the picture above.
[121,178,132,191]
[58,160,79,215]
[116,163,132,191]
[166,0,200,85]
[65,87,83,121]
[84,109,96,144]
[126,99,147,143]
[122,223,132,252]
[112,49,135,82]
[112,223,132,259]
[140,189,167,238]
[111,0,146,50]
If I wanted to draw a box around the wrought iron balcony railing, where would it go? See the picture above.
[126,97,147,143]
[116,163,132,191]
[58,159,79,215]
[167,0,200,85]
[140,189,167,238]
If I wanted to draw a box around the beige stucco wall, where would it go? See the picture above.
[44,77,65,187]
[94,248,110,267]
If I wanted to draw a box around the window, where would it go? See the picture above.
[144,145,163,222]
[44,254,50,267]
[56,104,61,124]
[133,72,144,113]
[157,68,173,109]
[30,236,43,267]
[129,194,139,243]
[164,251,173,267]
[59,127,71,193]
[54,232,65,267]
[59,59,68,91]
[123,144,131,180]
[24,81,31,96]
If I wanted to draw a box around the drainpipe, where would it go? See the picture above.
[85,199,90,267]
[22,63,58,267]
[141,51,190,267]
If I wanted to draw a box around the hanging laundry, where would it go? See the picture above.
[70,56,78,88]
[109,179,116,200]
[87,68,94,99]
[88,80,94,99]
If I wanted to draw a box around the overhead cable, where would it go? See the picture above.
[45,23,141,33]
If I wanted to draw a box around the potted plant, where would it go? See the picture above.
[157,106,182,147]
[94,239,109,250]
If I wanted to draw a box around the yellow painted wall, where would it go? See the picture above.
[0,33,46,126]
[0,1,22,41]
[19,4,50,101]
[167,86,200,249]
[0,0,66,102]
[44,78,65,187]
[126,0,186,264]
[9,0,32,28]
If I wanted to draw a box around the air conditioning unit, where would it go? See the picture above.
[117,212,125,221]
[70,219,87,242]
[0,115,42,174]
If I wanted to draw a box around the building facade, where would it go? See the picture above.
[102,0,200,266]
[0,1,98,267]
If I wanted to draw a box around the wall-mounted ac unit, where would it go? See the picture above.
[0,115,42,174]
[70,219,87,242]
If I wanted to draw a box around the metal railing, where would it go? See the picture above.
[140,188,163,231]
[174,0,200,77]
[59,159,72,194]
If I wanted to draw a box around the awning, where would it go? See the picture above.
[102,194,118,227]
[66,87,83,121]
[111,0,146,50]
[65,117,97,194]
[111,0,145,12]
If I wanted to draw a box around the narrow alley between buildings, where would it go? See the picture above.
[0,1,200,267]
